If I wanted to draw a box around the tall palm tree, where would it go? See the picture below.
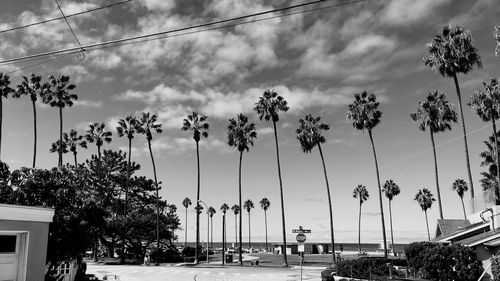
[41,75,77,167]
[137,112,163,264]
[479,133,500,200]
[231,204,240,250]
[227,113,257,264]
[411,91,457,219]
[181,111,209,264]
[346,91,388,257]
[382,180,400,254]
[49,139,68,164]
[220,203,229,264]
[208,206,216,249]
[259,198,270,252]
[424,25,482,206]
[243,199,254,250]
[116,115,139,264]
[14,73,42,168]
[414,188,436,241]
[85,123,112,166]
[296,113,336,263]
[182,197,192,249]
[352,185,369,253]
[64,129,87,166]
[469,78,500,201]
[495,25,500,56]
[254,89,289,265]
[451,179,469,219]
[0,73,14,160]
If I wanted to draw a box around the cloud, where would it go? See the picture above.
[257,127,273,136]
[73,100,103,108]
[60,65,95,83]
[382,0,451,26]
[116,84,206,104]
[149,136,227,155]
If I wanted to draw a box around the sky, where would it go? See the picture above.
[0,0,499,245]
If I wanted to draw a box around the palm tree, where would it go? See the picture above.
[231,204,240,251]
[469,78,500,200]
[14,73,42,168]
[64,129,87,166]
[116,115,139,264]
[137,112,163,264]
[424,25,482,206]
[220,203,229,264]
[41,75,77,167]
[414,188,436,241]
[182,197,192,249]
[479,133,500,201]
[85,123,112,166]
[346,91,388,257]
[495,25,500,56]
[352,185,369,253]
[451,179,469,218]
[296,113,336,263]
[254,89,289,265]
[49,140,68,163]
[227,113,257,264]
[208,207,216,249]
[243,199,254,250]
[382,180,400,254]
[0,73,14,160]
[410,91,457,219]
[259,198,270,251]
[181,111,209,264]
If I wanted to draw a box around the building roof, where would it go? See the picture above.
[0,204,54,223]
[434,221,489,243]
[435,219,471,237]
[455,230,500,247]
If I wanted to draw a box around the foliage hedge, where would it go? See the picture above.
[492,255,500,281]
[404,242,483,281]
[322,258,407,280]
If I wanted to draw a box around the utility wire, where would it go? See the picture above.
[0,0,366,65]
[0,0,133,35]
[54,0,85,58]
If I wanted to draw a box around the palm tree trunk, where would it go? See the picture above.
[73,152,77,167]
[461,197,467,219]
[210,217,213,249]
[121,137,132,264]
[248,211,251,250]
[318,143,336,264]
[272,121,288,266]
[453,73,475,205]
[59,106,63,167]
[234,214,237,248]
[0,97,3,160]
[430,130,444,219]
[264,210,268,251]
[368,130,387,257]
[238,150,243,265]
[195,140,200,264]
[358,200,362,253]
[184,207,188,249]
[147,139,161,266]
[492,118,500,204]
[424,210,430,241]
[389,199,394,254]
[222,214,225,265]
[31,100,37,168]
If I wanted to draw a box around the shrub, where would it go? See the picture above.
[492,256,500,281]
[151,248,183,263]
[404,241,438,274]
[334,258,406,280]
[321,269,335,281]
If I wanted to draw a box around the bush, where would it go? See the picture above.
[492,256,500,281]
[334,258,406,280]
[321,269,335,281]
[405,242,483,281]
[150,248,183,263]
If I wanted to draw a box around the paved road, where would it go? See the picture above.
[87,263,325,281]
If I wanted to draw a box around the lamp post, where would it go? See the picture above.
[198,200,209,264]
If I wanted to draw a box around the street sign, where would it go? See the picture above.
[296,233,306,243]
[292,226,312,234]
[298,244,305,252]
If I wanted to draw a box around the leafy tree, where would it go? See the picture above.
[0,73,14,160]
[243,199,254,250]
[451,179,468,218]
[220,203,229,264]
[259,198,270,251]
[182,197,192,248]
[63,129,87,166]
[469,78,500,200]
[41,75,77,167]
[231,204,240,248]
[346,91,387,257]
[227,113,257,264]
[50,140,69,161]
[14,73,42,168]
[137,112,163,264]
[382,179,400,254]
[296,113,336,263]
[181,111,209,264]
[424,25,482,203]
[208,206,216,249]
[414,188,436,241]
[352,184,369,253]
[411,91,457,219]
[254,90,289,265]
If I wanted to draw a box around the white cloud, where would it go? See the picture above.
[73,100,103,108]
[382,0,451,25]
[257,127,273,136]
[139,0,176,12]
[117,84,206,104]
[60,65,95,83]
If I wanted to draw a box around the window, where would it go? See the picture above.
[0,235,16,253]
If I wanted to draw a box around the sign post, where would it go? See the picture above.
[292,226,312,281]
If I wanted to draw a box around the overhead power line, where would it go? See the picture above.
[0,0,366,65]
[54,0,85,57]
[0,0,133,35]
